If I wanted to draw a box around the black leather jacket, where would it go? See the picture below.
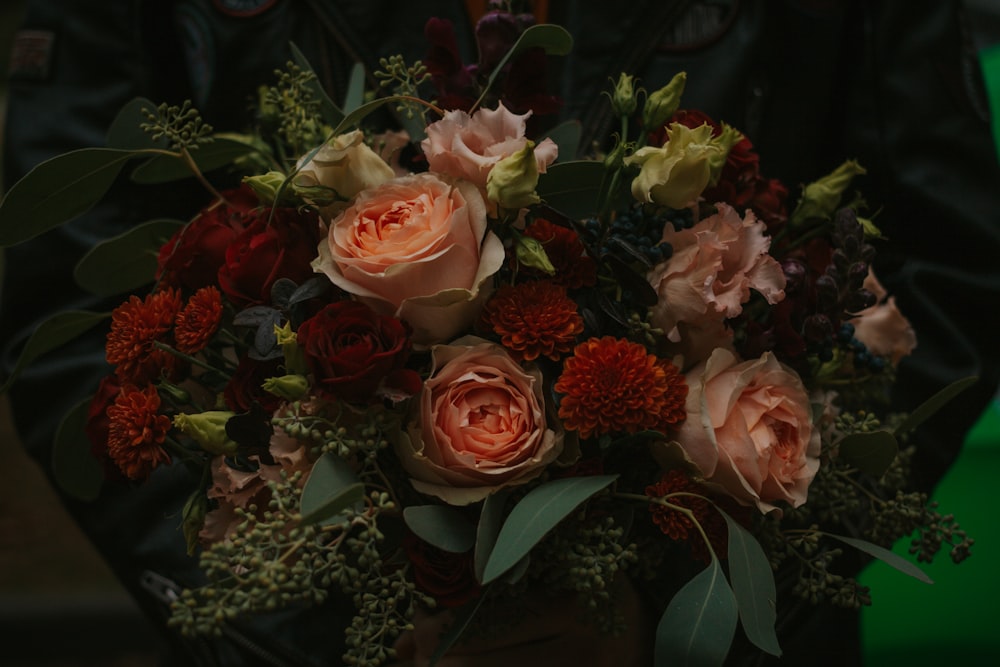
[3,1,998,665]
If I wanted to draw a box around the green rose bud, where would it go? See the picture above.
[515,234,556,275]
[262,374,310,401]
[610,73,638,116]
[642,71,687,132]
[173,410,238,456]
[790,159,867,226]
[486,140,542,209]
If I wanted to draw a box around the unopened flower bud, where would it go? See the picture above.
[243,171,287,205]
[515,234,556,275]
[790,160,867,226]
[610,73,637,116]
[486,140,541,209]
[173,410,238,456]
[274,322,307,374]
[262,374,310,401]
[642,71,687,131]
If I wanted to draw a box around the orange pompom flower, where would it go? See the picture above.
[554,336,687,439]
[106,288,183,384]
[175,286,224,354]
[106,384,172,480]
[481,281,584,362]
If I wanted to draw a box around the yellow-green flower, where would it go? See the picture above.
[173,410,238,456]
[486,140,541,209]
[625,122,728,209]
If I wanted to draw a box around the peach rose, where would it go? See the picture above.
[295,130,395,207]
[648,203,786,345]
[397,336,566,505]
[849,270,916,366]
[421,102,558,195]
[675,348,820,512]
[312,173,505,345]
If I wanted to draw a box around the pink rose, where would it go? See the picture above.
[676,348,820,512]
[648,203,786,344]
[397,336,565,505]
[849,270,916,366]
[421,102,557,193]
[312,173,505,345]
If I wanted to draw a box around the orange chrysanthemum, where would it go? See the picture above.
[523,218,597,289]
[481,281,584,361]
[175,286,223,353]
[554,336,687,438]
[106,288,183,384]
[106,384,172,481]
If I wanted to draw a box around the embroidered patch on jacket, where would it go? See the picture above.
[8,30,55,81]
[658,1,738,52]
[212,0,279,18]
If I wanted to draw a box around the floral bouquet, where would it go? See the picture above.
[0,7,975,666]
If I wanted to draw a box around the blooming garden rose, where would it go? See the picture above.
[312,173,505,345]
[295,129,395,207]
[396,336,566,505]
[674,348,821,512]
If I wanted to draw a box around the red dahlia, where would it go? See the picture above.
[106,384,172,481]
[106,289,183,384]
[481,281,583,362]
[554,336,687,438]
[174,286,224,354]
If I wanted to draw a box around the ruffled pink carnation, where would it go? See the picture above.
[849,270,916,366]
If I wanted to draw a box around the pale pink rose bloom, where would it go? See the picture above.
[849,270,916,366]
[421,102,558,192]
[312,173,505,346]
[677,348,821,513]
[648,203,786,344]
[397,336,565,505]
[295,129,395,202]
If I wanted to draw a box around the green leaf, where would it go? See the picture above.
[478,24,573,108]
[74,218,184,296]
[537,160,607,219]
[330,95,409,136]
[51,399,104,501]
[474,489,510,582]
[827,534,933,584]
[129,137,257,184]
[723,512,781,657]
[0,310,109,394]
[0,148,142,247]
[894,376,978,437]
[428,592,489,667]
[655,558,738,667]
[481,475,617,584]
[299,453,365,527]
[290,41,345,127]
[343,62,367,113]
[403,505,476,553]
[837,430,899,477]
[542,120,582,162]
[106,97,169,150]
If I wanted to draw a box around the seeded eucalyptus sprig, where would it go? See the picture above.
[141,100,214,152]
[374,55,432,120]
[259,62,328,159]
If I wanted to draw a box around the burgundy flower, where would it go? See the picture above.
[157,186,258,291]
[296,301,421,403]
[223,355,284,414]
[84,375,125,480]
[402,531,481,608]
[217,206,321,307]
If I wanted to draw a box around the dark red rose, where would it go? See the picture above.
[402,532,481,608]
[157,186,258,291]
[84,375,125,480]
[296,301,421,403]
[523,218,597,289]
[223,355,284,413]
[217,206,321,307]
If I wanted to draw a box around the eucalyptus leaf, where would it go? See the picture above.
[343,62,367,113]
[827,534,933,584]
[655,558,738,667]
[290,41,345,127]
[403,505,477,553]
[474,489,510,582]
[129,137,258,184]
[428,592,489,667]
[299,453,365,527]
[106,97,169,150]
[51,399,104,501]
[542,120,582,162]
[723,512,781,657]
[894,376,978,437]
[0,310,109,394]
[0,148,142,247]
[331,95,410,136]
[536,160,606,219]
[837,430,898,477]
[481,475,617,584]
[74,219,185,296]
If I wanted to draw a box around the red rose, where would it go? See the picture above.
[223,355,284,414]
[156,186,258,291]
[217,206,321,307]
[296,301,421,403]
[402,532,481,608]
